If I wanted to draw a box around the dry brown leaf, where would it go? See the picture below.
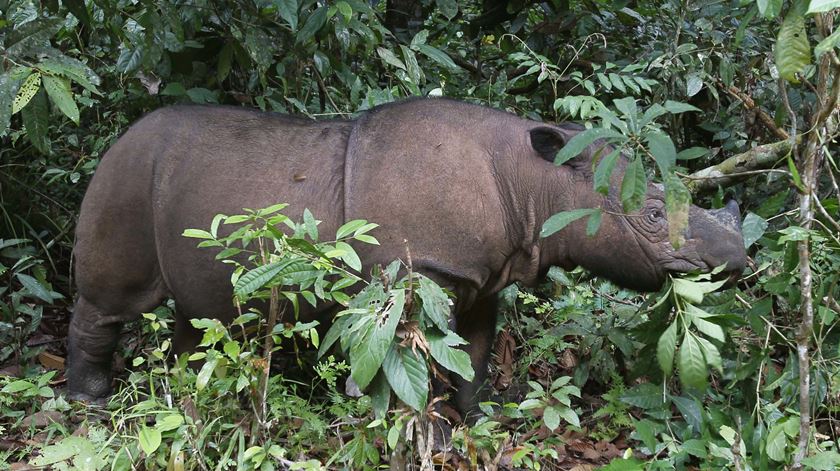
[20,410,66,429]
[38,351,65,370]
[493,329,515,391]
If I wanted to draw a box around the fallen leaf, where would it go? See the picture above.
[38,352,65,370]
[21,411,66,429]
[493,329,515,390]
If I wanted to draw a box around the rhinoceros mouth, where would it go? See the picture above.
[662,258,710,274]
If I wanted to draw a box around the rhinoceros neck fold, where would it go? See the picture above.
[487,137,578,288]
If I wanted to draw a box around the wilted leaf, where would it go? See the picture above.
[13,72,40,114]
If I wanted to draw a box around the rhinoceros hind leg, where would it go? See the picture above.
[453,295,498,420]
[66,296,127,401]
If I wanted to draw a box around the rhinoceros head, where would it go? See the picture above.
[530,125,747,292]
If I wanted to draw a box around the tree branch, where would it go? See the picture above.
[716,79,790,140]
[684,140,793,194]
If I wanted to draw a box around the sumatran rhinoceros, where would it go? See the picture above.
[67,98,747,411]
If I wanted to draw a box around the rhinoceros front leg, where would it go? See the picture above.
[66,296,126,402]
[452,295,498,419]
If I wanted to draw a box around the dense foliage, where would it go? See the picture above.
[1,0,840,469]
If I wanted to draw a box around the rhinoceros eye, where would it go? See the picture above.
[648,209,664,222]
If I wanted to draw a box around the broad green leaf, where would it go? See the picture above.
[276,0,298,30]
[802,451,840,470]
[678,334,707,390]
[415,44,460,70]
[21,89,50,154]
[182,229,213,239]
[417,276,451,331]
[427,331,474,382]
[807,0,840,13]
[377,47,406,70]
[657,320,678,375]
[401,45,423,84]
[686,73,703,97]
[297,6,328,44]
[609,73,626,93]
[815,27,840,58]
[620,157,646,212]
[540,208,600,238]
[335,1,352,22]
[687,305,725,342]
[663,100,701,114]
[17,273,57,302]
[695,335,723,372]
[349,289,405,389]
[586,209,602,236]
[765,421,788,462]
[436,0,458,19]
[2,380,34,393]
[335,241,361,271]
[677,147,708,160]
[116,46,144,74]
[740,212,767,249]
[613,97,637,131]
[640,103,667,127]
[594,148,621,195]
[234,259,307,297]
[13,72,40,114]
[382,345,428,411]
[336,219,367,239]
[664,173,691,248]
[37,56,101,94]
[369,370,391,419]
[557,407,581,428]
[42,75,79,124]
[155,414,184,432]
[553,127,623,165]
[673,279,705,304]
[196,355,218,390]
[776,9,811,83]
[138,426,162,455]
[758,0,782,17]
[543,406,561,431]
[645,130,677,174]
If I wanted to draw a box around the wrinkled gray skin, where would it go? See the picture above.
[68,98,747,413]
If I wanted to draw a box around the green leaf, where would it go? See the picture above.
[336,219,367,239]
[540,208,600,238]
[619,383,666,409]
[695,335,723,373]
[335,1,352,22]
[645,130,677,174]
[116,46,145,74]
[436,0,458,19]
[0,72,22,136]
[687,304,725,342]
[13,72,40,114]
[673,279,705,304]
[377,47,407,70]
[594,148,621,195]
[620,157,646,213]
[21,89,50,154]
[677,147,708,160]
[138,426,162,455]
[155,414,184,433]
[276,0,298,30]
[303,208,318,240]
[757,0,782,18]
[678,334,707,390]
[382,345,428,412]
[686,73,703,97]
[609,73,626,93]
[815,27,840,58]
[417,276,451,331]
[37,57,101,94]
[234,259,299,297]
[42,75,79,124]
[182,228,214,239]
[553,127,623,165]
[664,173,691,248]
[335,241,361,271]
[543,406,561,431]
[776,9,811,83]
[297,6,328,44]
[415,44,460,70]
[807,0,840,13]
[613,97,637,131]
[2,380,34,393]
[802,451,840,470]
[427,331,474,382]
[657,320,678,375]
[765,421,788,462]
[17,273,58,302]
[585,209,602,236]
[196,354,218,390]
[663,100,701,114]
[350,289,405,389]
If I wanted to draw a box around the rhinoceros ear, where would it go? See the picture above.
[529,127,568,164]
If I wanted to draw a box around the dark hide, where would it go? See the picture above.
[67,98,746,413]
